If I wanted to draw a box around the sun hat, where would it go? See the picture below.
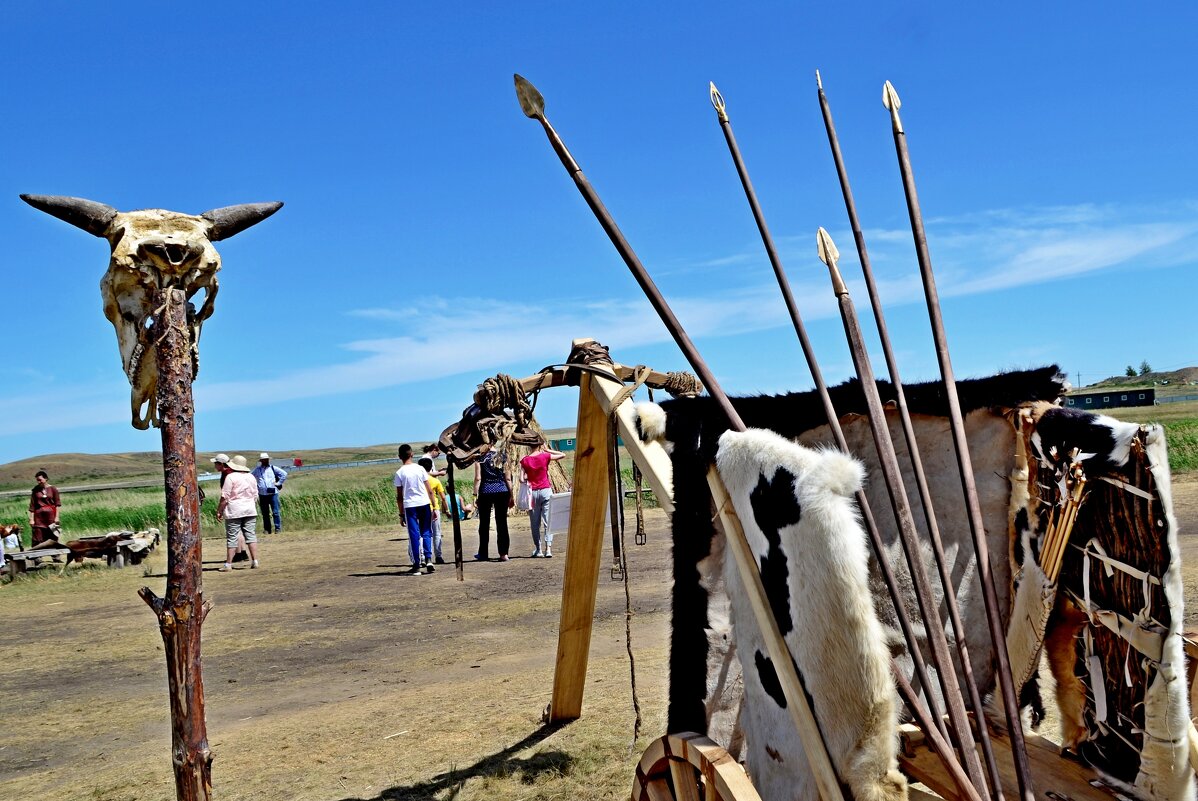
[210,453,230,465]
[259,452,271,460]
[228,455,252,472]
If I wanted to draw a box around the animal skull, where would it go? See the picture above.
[21,195,282,429]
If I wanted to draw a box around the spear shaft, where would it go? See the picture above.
[817,230,988,795]
[816,75,1003,800]
[883,81,1036,801]
[708,82,949,740]
[514,73,848,801]
[515,75,742,432]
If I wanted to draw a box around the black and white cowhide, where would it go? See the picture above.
[716,428,906,801]
[640,366,1065,740]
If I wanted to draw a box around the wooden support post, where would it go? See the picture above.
[547,372,611,722]
[137,287,213,801]
[708,467,844,801]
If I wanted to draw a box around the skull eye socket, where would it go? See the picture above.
[122,311,137,323]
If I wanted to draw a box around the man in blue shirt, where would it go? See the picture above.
[252,453,288,533]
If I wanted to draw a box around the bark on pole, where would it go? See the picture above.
[138,286,213,801]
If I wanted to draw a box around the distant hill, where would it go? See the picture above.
[0,427,579,492]
[1082,366,1198,395]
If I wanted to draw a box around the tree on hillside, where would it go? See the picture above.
[1139,360,1153,376]
[1125,365,1137,377]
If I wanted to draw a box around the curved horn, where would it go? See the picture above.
[20,194,117,237]
[201,202,284,241]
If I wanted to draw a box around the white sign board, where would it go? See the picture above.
[547,491,612,536]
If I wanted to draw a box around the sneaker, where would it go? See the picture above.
[424,562,436,574]
[435,557,446,564]
[473,554,487,561]
[498,555,510,562]
[545,548,553,558]
[251,560,260,569]
[219,563,233,572]
[407,566,423,575]
[532,550,542,558]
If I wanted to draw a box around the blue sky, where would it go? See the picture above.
[2,2,1196,465]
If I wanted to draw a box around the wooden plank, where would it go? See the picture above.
[900,727,1119,801]
[707,468,843,801]
[587,361,675,515]
[669,758,701,801]
[10,549,71,560]
[546,372,611,722]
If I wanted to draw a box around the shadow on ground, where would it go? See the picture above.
[337,723,573,801]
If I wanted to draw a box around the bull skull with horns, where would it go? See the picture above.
[21,195,283,429]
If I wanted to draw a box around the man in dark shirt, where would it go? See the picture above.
[28,470,61,548]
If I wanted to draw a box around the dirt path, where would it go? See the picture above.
[3,480,1198,801]
[0,510,674,801]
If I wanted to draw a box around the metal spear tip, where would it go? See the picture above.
[882,80,904,133]
[514,74,545,119]
[815,70,823,91]
[816,227,849,295]
[816,227,839,266]
[709,82,728,122]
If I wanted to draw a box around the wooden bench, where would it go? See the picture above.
[4,549,72,578]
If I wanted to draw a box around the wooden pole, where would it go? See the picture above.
[816,75,1002,794]
[547,373,612,721]
[817,229,987,793]
[137,286,213,801]
[883,80,1035,801]
[709,81,948,738]
[446,462,465,581]
[517,77,845,798]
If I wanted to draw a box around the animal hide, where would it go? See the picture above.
[645,367,1065,740]
[716,428,906,801]
[1035,410,1193,801]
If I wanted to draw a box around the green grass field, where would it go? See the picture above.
[0,455,654,545]
[1108,400,1198,473]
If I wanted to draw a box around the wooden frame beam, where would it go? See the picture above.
[546,372,612,722]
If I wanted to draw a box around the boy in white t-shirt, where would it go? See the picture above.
[394,443,436,574]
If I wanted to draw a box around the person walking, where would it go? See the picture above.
[395,444,436,574]
[473,449,513,561]
[520,442,566,557]
[217,456,260,571]
[252,453,288,533]
[28,470,61,551]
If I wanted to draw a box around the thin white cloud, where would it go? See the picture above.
[5,202,1196,439]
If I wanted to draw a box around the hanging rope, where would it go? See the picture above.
[633,461,647,546]
[608,411,643,748]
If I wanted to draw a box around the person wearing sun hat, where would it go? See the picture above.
[252,452,288,534]
[216,455,260,571]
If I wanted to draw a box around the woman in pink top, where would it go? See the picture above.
[519,441,566,557]
[216,455,261,571]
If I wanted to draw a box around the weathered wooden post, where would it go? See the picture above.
[20,195,282,801]
[136,284,212,800]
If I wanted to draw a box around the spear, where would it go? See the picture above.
[815,72,1003,799]
[882,80,1036,801]
[707,81,950,741]
[815,228,988,795]
[514,72,847,801]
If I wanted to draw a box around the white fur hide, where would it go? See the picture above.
[635,401,668,445]
[1132,426,1192,801]
[716,428,906,801]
